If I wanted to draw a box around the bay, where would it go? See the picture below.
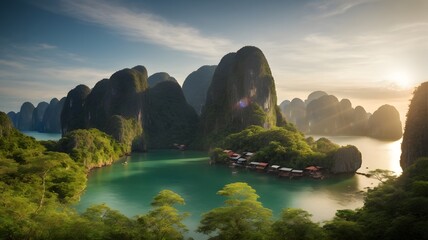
[27,132,402,239]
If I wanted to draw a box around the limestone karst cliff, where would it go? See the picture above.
[42,98,65,133]
[32,102,49,132]
[368,104,403,140]
[182,65,217,115]
[330,145,362,174]
[144,81,199,148]
[401,82,428,169]
[280,91,401,139]
[147,72,177,88]
[61,85,91,135]
[199,46,285,146]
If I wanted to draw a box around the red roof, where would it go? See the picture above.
[305,166,320,171]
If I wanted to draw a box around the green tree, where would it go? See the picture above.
[323,209,362,240]
[198,182,272,240]
[367,169,396,184]
[138,190,188,240]
[270,208,325,240]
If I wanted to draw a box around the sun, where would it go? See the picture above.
[386,71,412,89]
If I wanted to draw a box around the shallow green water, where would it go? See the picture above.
[26,131,401,239]
[75,150,367,239]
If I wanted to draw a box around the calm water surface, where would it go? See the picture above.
[22,131,61,141]
[76,136,402,239]
[26,132,402,239]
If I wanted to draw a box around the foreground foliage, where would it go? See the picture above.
[198,182,272,240]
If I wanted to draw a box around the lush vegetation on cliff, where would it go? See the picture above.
[54,128,127,170]
[401,82,428,169]
[210,124,362,172]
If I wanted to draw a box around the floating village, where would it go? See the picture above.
[221,150,325,179]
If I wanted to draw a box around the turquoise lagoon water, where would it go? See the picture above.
[26,132,402,239]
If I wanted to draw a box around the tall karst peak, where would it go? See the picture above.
[147,72,178,88]
[401,82,428,169]
[200,46,285,147]
[182,65,217,115]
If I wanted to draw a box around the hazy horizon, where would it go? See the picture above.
[1,0,427,123]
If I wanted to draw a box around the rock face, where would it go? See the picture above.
[58,65,199,151]
[144,81,199,148]
[280,91,400,139]
[7,111,17,127]
[401,82,428,169]
[32,102,49,131]
[182,65,217,115]
[200,46,285,145]
[7,98,64,133]
[42,98,65,133]
[307,95,341,134]
[147,72,177,88]
[368,104,402,140]
[62,66,148,134]
[330,145,362,174]
[282,98,307,131]
[279,100,290,114]
[16,102,35,131]
[61,85,91,135]
[60,66,148,151]
[305,91,327,105]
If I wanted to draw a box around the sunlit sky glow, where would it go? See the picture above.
[1,0,427,122]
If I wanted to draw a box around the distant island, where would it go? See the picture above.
[279,91,403,140]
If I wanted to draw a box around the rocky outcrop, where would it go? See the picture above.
[200,46,285,146]
[283,98,307,131]
[330,145,362,174]
[42,98,65,133]
[144,81,198,149]
[182,65,217,115]
[147,72,177,88]
[279,100,290,114]
[353,106,369,134]
[368,104,402,140]
[305,91,327,105]
[66,66,149,151]
[401,82,428,169]
[280,91,399,139]
[7,98,64,133]
[55,64,202,151]
[16,102,35,131]
[7,111,17,127]
[61,85,91,135]
[307,95,341,134]
[32,102,49,131]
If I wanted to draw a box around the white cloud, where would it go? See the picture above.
[0,59,26,69]
[308,0,378,18]
[59,0,235,60]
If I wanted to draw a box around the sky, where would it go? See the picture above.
[1,0,428,122]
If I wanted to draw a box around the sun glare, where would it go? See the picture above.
[386,70,412,89]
